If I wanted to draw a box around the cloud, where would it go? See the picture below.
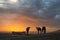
[0,0,60,27]
[16,0,60,20]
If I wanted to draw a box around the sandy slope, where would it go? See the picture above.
[0,30,60,40]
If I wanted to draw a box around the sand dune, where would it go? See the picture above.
[0,30,60,40]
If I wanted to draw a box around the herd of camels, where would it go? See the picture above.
[26,26,46,35]
[12,26,46,35]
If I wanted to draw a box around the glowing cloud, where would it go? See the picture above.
[0,0,60,32]
[9,0,17,3]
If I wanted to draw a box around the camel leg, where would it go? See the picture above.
[44,30,46,34]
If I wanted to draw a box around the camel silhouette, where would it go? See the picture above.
[36,27,41,34]
[26,27,30,35]
[42,26,46,34]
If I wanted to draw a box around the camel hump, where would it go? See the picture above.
[42,26,46,30]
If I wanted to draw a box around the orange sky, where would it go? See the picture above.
[0,0,60,33]
[0,15,59,32]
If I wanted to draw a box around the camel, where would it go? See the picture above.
[26,27,30,35]
[42,26,46,34]
[36,27,41,34]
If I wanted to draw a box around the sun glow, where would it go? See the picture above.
[0,22,26,32]
[9,0,17,3]
[0,15,59,32]
[8,27,21,32]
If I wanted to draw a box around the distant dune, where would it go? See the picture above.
[0,30,60,40]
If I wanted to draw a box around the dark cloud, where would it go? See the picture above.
[0,0,60,27]
[17,0,60,19]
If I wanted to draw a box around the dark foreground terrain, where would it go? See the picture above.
[0,30,60,40]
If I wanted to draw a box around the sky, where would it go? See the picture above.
[0,0,60,32]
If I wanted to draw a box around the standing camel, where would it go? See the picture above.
[36,27,41,34]
[26,27,30,35]
[42,26,46,34]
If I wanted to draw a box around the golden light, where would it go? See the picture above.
[9,0,17,3]
[0,22,26,32]
[0,15,59,33]
[8,26,21,32]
